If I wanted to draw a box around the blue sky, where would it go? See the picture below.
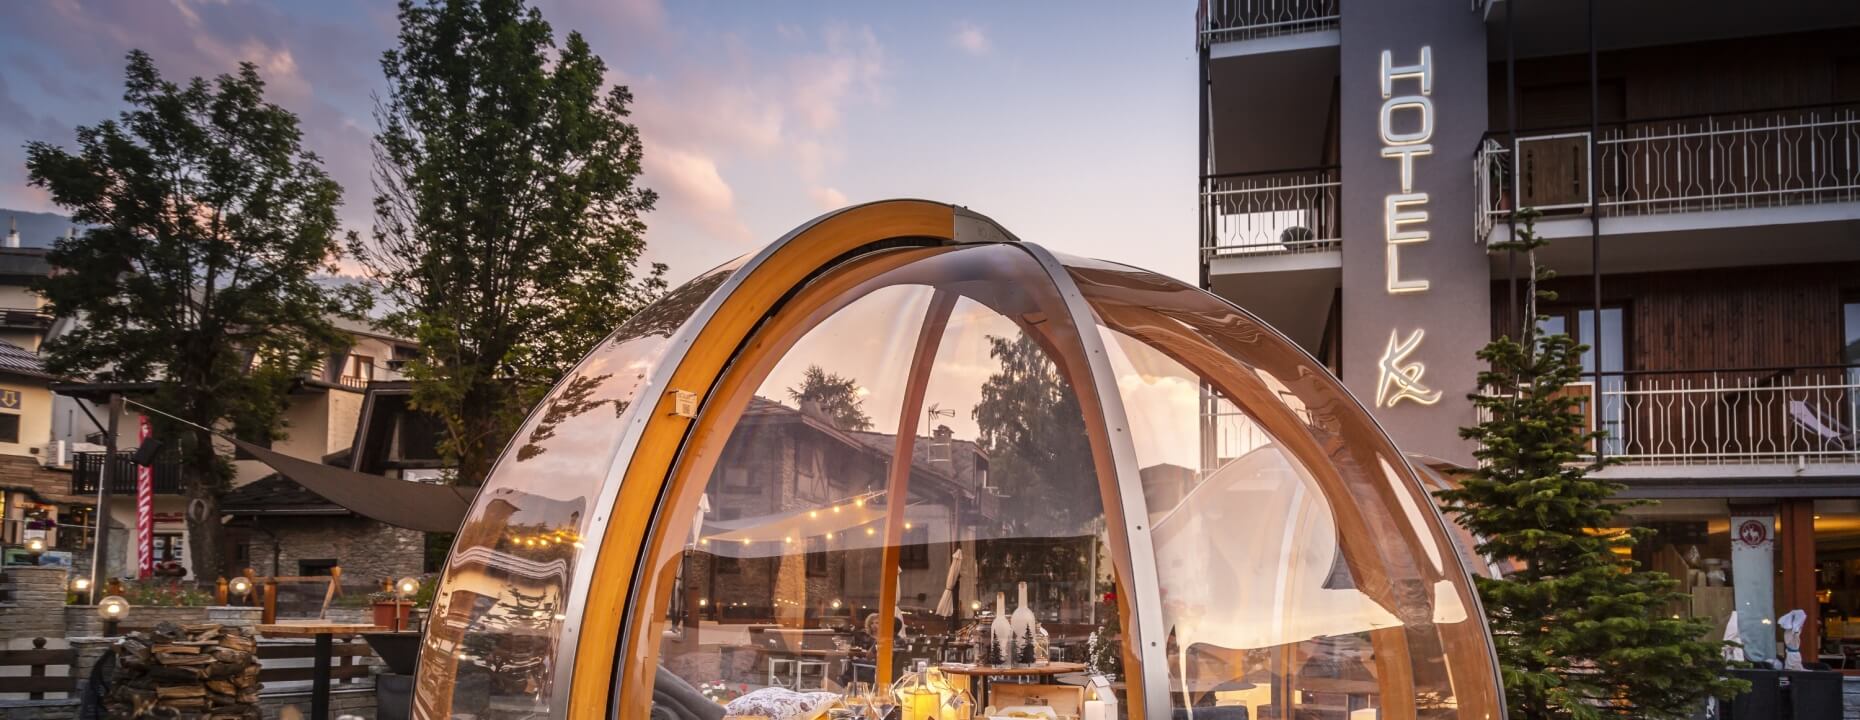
[0,0,1196,285]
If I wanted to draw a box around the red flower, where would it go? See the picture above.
[1102,591,1116,605]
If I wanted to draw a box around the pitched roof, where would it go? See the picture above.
[0,338,52,380]
[221,472,344,514]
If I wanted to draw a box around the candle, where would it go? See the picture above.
[1083,699,1112,720]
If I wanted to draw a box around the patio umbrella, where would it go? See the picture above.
[936,549,963,616]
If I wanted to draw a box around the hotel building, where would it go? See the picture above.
[1197,0,1860,665]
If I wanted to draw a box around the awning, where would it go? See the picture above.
[229,438,474,533]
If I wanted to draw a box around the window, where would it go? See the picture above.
[343,354,375,386]
[1843,299,1859,366]
[299,559,339,576]
[806,536,828,577]
[0,413,19,444]
[1537,305,1625,374]
[899,525,929,569]
[153,533,185,563]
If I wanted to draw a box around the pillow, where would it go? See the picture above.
[723,688,838,720]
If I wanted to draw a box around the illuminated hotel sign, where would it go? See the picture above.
[1375,47,1441,408]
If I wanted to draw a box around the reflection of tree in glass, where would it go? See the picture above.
[787,365,873,431]
[515,372,624,461]
[972,335,1096,532]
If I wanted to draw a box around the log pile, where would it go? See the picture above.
[105,622,263,719]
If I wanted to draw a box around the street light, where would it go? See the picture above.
[97,595,131,635]
[394,576,420,632]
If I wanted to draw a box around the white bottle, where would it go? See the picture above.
[1011,581,1037,661]
[990,592,1012,665]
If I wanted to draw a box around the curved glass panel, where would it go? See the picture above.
[416,260,741,720]
[624,244,1141,716]
[1064,255,1501,720]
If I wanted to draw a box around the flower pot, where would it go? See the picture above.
[373,600,414,630]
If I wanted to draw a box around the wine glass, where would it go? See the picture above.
[863,684,896,720]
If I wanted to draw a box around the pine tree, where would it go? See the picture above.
[1435,211,1745,719]
[1018,625,1036,665]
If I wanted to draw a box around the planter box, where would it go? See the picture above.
[371,601,414,631]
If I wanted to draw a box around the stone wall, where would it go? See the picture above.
[246,516,423,586]
[61,605,259,637]
[0,567,69,640]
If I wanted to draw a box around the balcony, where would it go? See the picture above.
[1596,366,1860,467]
[70,451,184,496]
[1200,167,1340,259]
[1197,0,1338,48]
[1477,104,1860,243]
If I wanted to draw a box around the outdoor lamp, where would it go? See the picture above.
[25,537,44,552]
[228,576,252,597]
[393,576,421,632]
[71,577,90,592]
[97,595,130,635]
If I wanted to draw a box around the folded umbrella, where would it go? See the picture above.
[936,549,963,616]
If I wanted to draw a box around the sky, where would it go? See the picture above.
[0,0,1197,287]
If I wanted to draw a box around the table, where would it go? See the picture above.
[937,661,1089,708]
[256,622,384,720]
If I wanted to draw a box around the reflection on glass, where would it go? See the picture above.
[631,245,1131,717]
[1066,255,1495,719]
[416,262,739,720]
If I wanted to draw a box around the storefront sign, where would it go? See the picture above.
[136,415,154,579]
[1374,47,1441,408]
[1730,511,1777,661]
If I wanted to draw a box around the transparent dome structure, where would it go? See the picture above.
[412,200,1502,720]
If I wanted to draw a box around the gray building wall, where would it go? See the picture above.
[1339,0,1490,464]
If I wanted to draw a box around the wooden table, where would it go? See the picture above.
[938,662,1089,708]
[256,623,384,720]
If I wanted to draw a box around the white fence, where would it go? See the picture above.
[1201,168,1341,258]
[1197,0,1339,46]
[1477,105,1860,240]
[1600,368,1860,465]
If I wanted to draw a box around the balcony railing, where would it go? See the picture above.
[1197,0,1339,47]
[1201,167,1341,259]
[1598,366,1860,466]
[1476,104,1860,240]
[70,451,184,496]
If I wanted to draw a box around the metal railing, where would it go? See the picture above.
[1477,104,1860,240]
[1600,366,1860,465]
[1201,167,1341,259]
[1197,0,1339,47]
[70,450,184,495]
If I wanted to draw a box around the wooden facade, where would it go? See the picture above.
[1492,262,1860,374]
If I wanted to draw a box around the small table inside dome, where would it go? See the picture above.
[936,662,1089,708]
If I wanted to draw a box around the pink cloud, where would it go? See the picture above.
[648,147,752,246]
[951,22,990,56]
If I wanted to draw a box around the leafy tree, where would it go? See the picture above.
[787,365,873,432]
[358,0,666,486]
[972,334,1096,533]
[25,51,365,580]
[1436,213,1744,719]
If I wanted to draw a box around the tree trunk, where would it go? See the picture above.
[184,425,225,582]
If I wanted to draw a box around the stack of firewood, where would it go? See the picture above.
[105,621,263,719]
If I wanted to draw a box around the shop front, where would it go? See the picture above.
[410,201,1503,719]
[1615,497,1860,672]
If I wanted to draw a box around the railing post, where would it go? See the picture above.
[216,576,229,605]
[262,577,277,624]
